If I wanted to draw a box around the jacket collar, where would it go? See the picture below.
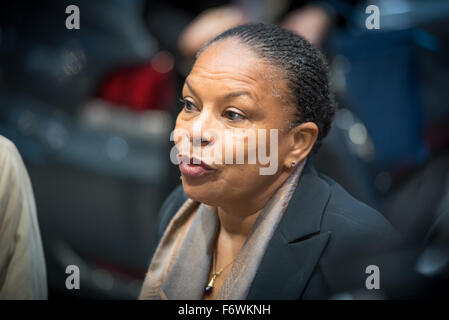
[246,159,332,299]
[280,159,331,243]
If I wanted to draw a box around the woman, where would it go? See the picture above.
[139,23,397,300]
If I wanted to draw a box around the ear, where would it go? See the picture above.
[284,122,319,169]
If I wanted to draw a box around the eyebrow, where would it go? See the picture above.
[224,91,253,100]
[184,80,253,101]
[184,80,199,99]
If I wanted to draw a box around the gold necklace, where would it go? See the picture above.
[204,250,237,295]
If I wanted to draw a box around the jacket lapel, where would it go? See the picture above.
[246,160,331,299]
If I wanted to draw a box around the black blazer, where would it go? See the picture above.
[150,160,398,299]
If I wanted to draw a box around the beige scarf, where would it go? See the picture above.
[139,160,305,300]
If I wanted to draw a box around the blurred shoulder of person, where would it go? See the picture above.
[0,135,47,300]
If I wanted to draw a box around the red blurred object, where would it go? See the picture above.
[97,52,175,111]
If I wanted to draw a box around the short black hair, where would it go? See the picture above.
[198,23,336,152]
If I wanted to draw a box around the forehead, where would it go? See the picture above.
[187,38,284,94]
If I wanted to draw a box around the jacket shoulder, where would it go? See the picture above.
[156,184,187,241]
[320,174,397,242]
[310,174,400,296]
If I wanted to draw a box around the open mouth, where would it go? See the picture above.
[178,154,216,177]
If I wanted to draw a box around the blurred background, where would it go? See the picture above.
[0,0,448,299]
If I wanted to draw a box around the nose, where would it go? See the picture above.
[188,109,216,148]
[189,134,212,147]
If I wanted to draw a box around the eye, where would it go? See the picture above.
[223,110,246,122]
[179,98,198,112]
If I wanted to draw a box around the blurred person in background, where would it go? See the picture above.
[176,1,335,58]
[146,0,358,73]
[0,136,47,299]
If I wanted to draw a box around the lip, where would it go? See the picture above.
[178,154,216,177]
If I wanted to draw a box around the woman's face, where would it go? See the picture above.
[174,38,300,207]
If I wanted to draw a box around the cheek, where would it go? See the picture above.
[232,130,278,164]
[221,129,258,165]
[217,163,262,198]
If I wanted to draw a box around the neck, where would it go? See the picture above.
[216,169,291,238]
[216,206,261,239]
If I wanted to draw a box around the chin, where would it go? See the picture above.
[181,181,221,206]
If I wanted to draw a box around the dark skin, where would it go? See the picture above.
[174,37,318,299]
